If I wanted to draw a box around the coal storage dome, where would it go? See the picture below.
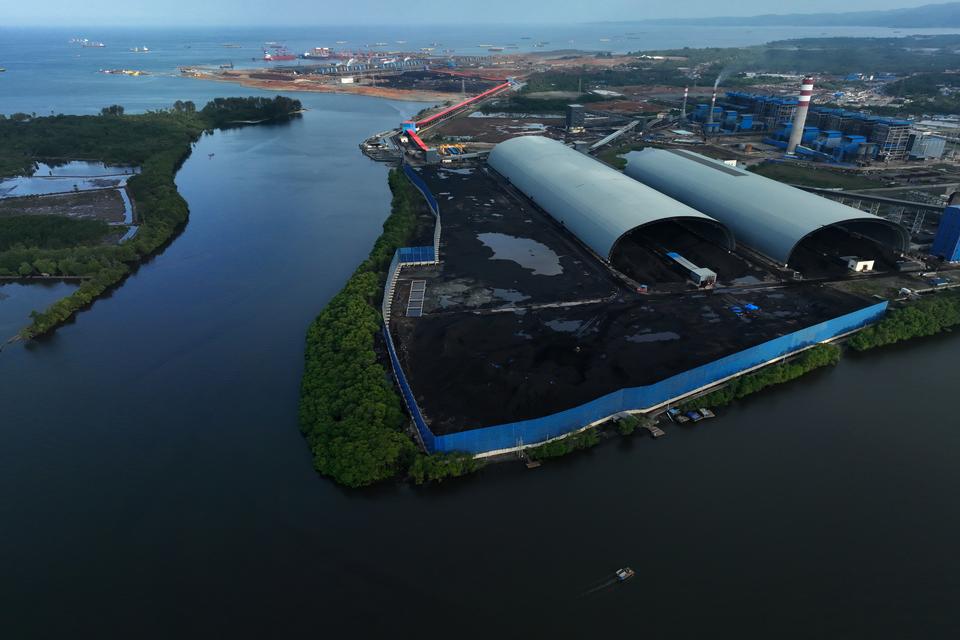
[488,136,734,261]
[623,148,908,267]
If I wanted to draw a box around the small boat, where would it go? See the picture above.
[0,67,5,73]
[615,567,635,582]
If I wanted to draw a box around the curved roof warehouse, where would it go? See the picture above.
[488,136,734,261]
[624,148,909,267]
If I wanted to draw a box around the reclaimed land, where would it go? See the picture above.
[299,171,960,481]
[183,69,453,103]
[0,96,302,339]
[298,169,480,487]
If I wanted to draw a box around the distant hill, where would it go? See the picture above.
[640,2,960,28]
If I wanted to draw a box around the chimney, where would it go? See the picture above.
[707,87,717,124]
[681,86,689,120]
[786,76,815,155]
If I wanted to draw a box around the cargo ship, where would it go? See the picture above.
[263,49,296,62]
[302,47,332,59]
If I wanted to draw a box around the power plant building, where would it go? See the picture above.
[623,148,909,266]
[566,104,585,132]
[488,136,734,261]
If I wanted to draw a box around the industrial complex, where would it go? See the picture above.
[358,68,960,457]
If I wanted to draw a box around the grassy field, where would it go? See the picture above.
[749,162,881,190]
[596,143,645,171]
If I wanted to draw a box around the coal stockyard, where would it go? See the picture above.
[383,149,897,454]
[362,72,960,456]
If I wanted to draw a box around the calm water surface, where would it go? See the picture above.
[1,27,959,639]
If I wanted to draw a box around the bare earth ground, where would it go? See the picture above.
[185,70,458,103]
[0,189,126,223]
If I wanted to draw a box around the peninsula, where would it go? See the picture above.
[0,96,303,340]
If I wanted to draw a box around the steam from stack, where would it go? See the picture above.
[786,76,815,155]
[707,77,720,124]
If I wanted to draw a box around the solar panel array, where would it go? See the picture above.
[397,246,436,264]
[406,280,426,317]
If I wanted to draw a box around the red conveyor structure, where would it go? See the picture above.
[415,82,511,129]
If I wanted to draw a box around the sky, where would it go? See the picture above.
[2,0,948,26]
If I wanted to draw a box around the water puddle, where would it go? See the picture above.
[477,232,562,276]
[492,288,530,303]
[627,331,681,343]
[546,319,582,332]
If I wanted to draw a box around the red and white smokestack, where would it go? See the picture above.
[681,86,689,119]
[786,76,815,155]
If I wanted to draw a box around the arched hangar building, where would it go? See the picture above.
[624,148,909,273]
[488,136,735,283]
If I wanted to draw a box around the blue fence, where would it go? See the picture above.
[402,164,440,216]
[403,301,887,455]
[384,325,437,452]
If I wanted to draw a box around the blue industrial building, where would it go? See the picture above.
[932,206,960,262]
[720,92,915,161]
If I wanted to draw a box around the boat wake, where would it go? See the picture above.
[577,576,619,597]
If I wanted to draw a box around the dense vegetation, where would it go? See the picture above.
[641,35,960,77]
[0,215,113,252]
[201,96,303,127]
[884,72,960,115]
[298,266,415,487]
[527,429,600,461]
[299,169,481,487]
[849,291,960,351]
[0,96,302,338]
[679,344,842,411]
[409,452,483,485]
[645,3,960,28]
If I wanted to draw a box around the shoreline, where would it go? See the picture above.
[2,98,304,341]
[184,69,454,103]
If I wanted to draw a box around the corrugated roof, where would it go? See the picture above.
[488,136,733,260]
[625,149,909,266]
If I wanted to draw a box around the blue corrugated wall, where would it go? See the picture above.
[396,302,887,455]
[402,164,439,216]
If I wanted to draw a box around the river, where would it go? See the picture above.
[2,27,960,638]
